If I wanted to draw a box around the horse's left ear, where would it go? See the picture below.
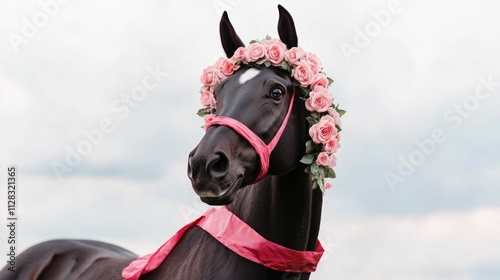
[277,5,298,49]
[220,11,245,58]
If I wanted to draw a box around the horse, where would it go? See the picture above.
[1,5,331,280]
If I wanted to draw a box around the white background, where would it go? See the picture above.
[1,0,499,279]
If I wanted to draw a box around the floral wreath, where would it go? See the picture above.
[197,36,345,192]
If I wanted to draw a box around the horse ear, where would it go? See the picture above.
[220,11,245,58]
[277,5,298,49]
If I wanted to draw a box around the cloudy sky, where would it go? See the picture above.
[1,0,499,279]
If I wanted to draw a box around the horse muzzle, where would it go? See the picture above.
[187,126,258,205]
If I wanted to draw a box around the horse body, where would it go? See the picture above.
[1,6,328,280]
[0,240,135,280]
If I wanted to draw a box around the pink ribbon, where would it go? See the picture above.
[122,207,324,279]
[206,92,295,182]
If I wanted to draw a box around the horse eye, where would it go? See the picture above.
[269,88,284,101]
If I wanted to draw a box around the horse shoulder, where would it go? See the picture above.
[0,239,135,280]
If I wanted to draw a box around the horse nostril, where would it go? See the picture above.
[207,152,229,179]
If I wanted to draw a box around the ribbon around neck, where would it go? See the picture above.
[205,92,295,183]
[122,206,324,279]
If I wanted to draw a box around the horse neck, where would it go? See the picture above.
[228,166,323,251]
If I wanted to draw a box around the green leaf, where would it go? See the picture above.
[327,77,334,86]
[249,39,259,44]
[317,178,325,192]
[197,108,208,117]
[305,140,317,153]
[318,166,326,178]
[304,166,311,174]
[312,180,319,189]
[326,168,336,179]
[310,163,319,175]
[280,61,292,72]
[264,61,271,68]
[306,116,318,126]
[310,112,320,119]
[300,154,315,165]
[336,108,346,117]
[300,87,311,97]
[265,35,272,40]
[336,125,342,132]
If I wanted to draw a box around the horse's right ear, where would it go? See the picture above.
[277,5,298,49]
[220,11,245,58]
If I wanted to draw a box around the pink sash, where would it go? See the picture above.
[122,207,323,279]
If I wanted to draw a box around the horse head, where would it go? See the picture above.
[188,6,308,205]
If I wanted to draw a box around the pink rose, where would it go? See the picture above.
[203,114,215,131]
[328,154,337,168]
[316,152,330,166]
[219,58,240,77]
[285,47,305,66]
[200,66,220,87]
[292,61,315,87]
[311,74,329,91]
[213,57,225,68]
[324,180,332,191]
[266,43,286,66]
[327,107,342,126]
[244,43,266,63]
[305,52,322,74]
[309,115,338,144]
[261,38,283,46]
[200,91,216,109]
[304,86,333,112]
[323,139,340,153]
[231,47,246,62]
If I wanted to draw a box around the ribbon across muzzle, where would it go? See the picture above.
[205,92,295,183]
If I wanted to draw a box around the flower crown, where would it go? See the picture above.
[197,36,345,192]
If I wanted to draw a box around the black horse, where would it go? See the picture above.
[1,5,326,280]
